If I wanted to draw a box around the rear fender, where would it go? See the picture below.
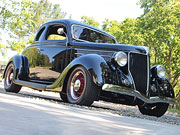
[3,55,29,80]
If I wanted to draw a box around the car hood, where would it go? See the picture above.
[71,42,148,55]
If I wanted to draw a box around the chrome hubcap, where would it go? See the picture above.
[74,79,81,92]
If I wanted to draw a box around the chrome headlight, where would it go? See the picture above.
[114,51,128,67]
[157,65,166,78]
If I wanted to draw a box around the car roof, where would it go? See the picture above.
[43,19,116,41]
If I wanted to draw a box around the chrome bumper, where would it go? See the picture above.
[102,84,176,104]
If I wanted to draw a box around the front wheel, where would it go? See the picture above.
[66,66,99,106]
[4,63,22,93]
[138,103,169,117]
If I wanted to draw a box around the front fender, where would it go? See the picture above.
[46,54,108,91]
[70,54,108,85]
[151,76,175,98]
[3,55,29,80]
[150,66,175,98]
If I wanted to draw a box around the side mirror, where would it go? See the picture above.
[57,28,65,35]
[57,27,68,46]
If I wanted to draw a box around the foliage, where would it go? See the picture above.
[0,0,66,53]
[168,108,180,114]
[23,48,50,68]
[138,0,180,108]
[81,16,100,28]
[102,18,145,45]
[47,34,66,40]
[0,44,6,50]
[138,0,170,14]
[101,0,180,109]
[1,0,180,108]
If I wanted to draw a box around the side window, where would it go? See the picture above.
[46,24,66,41]
[35,27,45,41]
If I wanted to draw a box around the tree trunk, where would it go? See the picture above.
[168,49,172,81]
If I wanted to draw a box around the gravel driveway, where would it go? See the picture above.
[1,84,180,135]
[0,81,180,126]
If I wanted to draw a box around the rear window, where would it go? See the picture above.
[35,27,45,41]
[72,25,116,44]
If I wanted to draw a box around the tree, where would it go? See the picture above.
[81,16,99,28]
[102,0,180,108]
[138,0,170,14]
[138,0,180,107]
[0,0,66,53]
[102,18,144,45]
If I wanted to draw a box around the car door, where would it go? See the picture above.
[22,22,70,84]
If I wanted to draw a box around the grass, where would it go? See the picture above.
[168,108,180,114]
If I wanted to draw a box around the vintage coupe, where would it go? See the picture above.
[3,19,176,117]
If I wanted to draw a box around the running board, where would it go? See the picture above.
[14,80,47,91]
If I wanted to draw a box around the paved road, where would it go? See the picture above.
[0,84,180,135]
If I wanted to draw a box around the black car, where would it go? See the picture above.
[3,19,176,117]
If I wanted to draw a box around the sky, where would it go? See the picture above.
[0,0,143,61]
[52,0,143,23]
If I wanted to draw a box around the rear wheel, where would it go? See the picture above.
[66,66,99,106]
[138,103,169,117]
[60,92,68,102]
[4,63,22,93]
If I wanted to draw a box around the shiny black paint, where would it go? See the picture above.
[21,19,147,86]
[3,19,175,105]
[150,65,174,98]
[71,41,147,54]
[46,54,108,92]
[23,44,68,83]
[3,55,29,80]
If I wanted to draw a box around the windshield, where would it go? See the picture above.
[72,25,116,44]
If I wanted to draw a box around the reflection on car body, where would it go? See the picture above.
[3,19,176,117]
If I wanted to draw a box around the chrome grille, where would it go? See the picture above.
[129,53,149,95]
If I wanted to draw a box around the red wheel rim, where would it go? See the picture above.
[69,70,85,100]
